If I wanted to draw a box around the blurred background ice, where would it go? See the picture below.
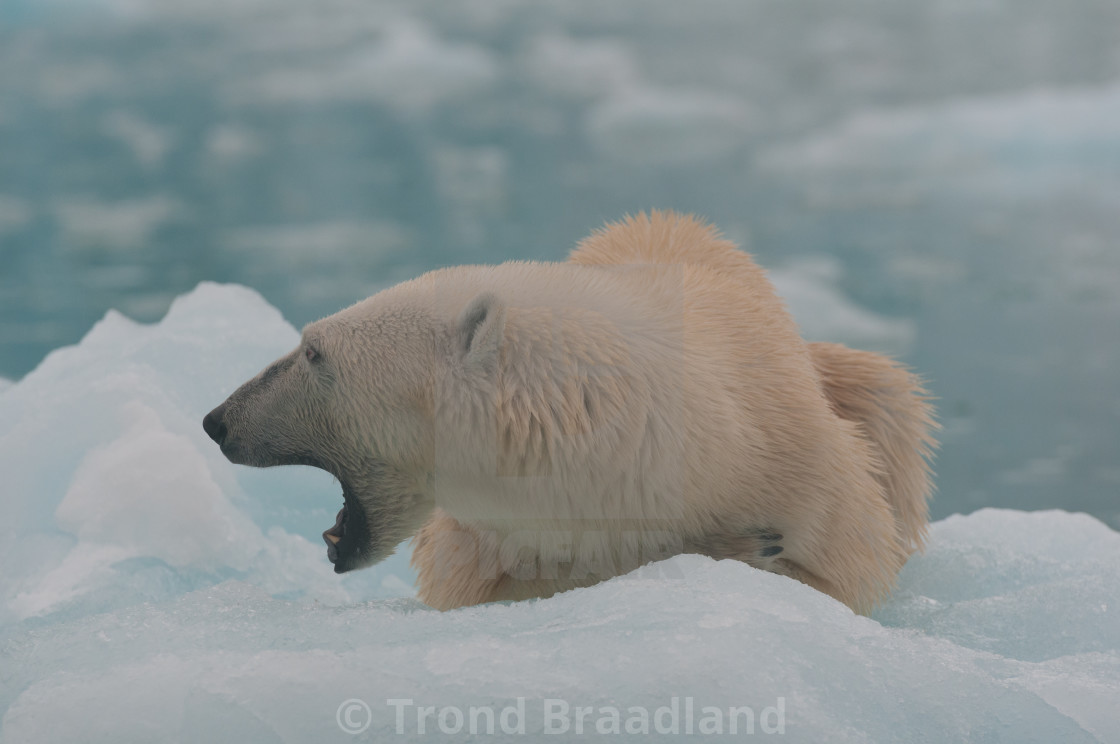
[2,0,1118,525]
[1,0,1119,740]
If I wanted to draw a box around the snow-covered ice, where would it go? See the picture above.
[4,538,1118,743]
[0,284,1118,742]
[0,283,413,629]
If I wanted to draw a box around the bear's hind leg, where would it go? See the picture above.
[686,526,787,570]
[687,527,848,605]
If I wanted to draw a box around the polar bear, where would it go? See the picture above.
[203,211,935,613]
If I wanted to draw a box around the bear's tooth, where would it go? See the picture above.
[325,533,341,545]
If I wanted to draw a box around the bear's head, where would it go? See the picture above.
[202,288,505,573]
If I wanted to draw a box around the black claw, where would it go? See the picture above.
[760,545,783,557]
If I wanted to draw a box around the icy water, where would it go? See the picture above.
[2,5,1120,740]
[1,0,1118,527]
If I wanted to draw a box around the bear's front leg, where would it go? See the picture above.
[411,509,507,610]
[411,513,618,609]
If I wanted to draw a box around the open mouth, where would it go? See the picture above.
[322,505,347,565]
[321,487,372,574]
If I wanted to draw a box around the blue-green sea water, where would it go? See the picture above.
[1,0,1118,525]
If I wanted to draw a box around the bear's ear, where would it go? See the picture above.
[457,292,506,372]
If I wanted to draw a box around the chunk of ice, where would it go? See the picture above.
[0,283,1116,743]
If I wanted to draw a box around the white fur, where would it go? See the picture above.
[219,211,936,613]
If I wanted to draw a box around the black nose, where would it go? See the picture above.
[202,403,229,445]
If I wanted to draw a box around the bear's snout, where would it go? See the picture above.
[202,403,229,446]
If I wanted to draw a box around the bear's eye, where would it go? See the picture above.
[304,345,320,363]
